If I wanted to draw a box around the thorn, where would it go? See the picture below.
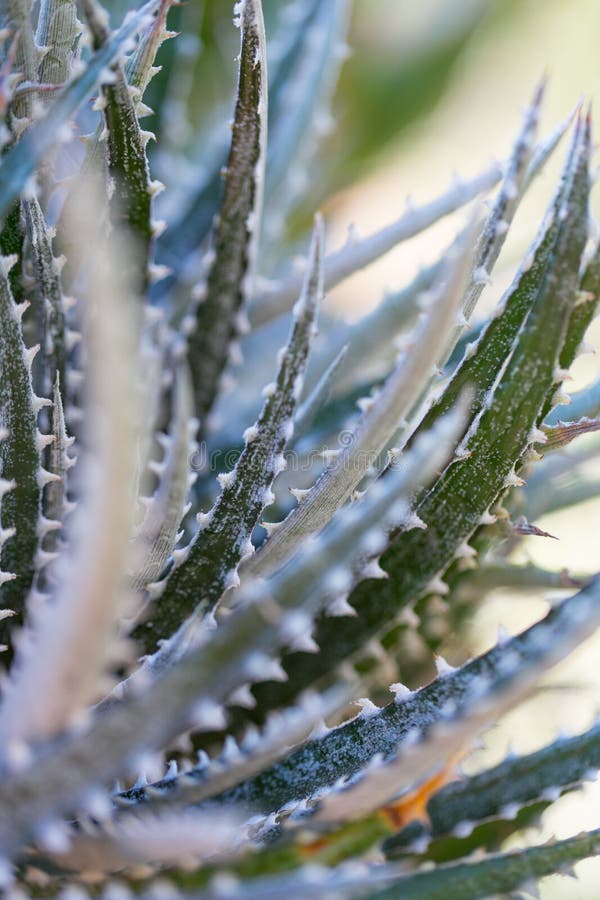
[513,516,558,540]
[289,486,311,502]
[361,559,388,580]
[434,654,458,677]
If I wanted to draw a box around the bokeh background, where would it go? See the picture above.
[152,1,600,895]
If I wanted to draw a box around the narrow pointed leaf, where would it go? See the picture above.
[0,219,140,747]
[206,573,600,818]
[43,374,74,552]
[371,830,600,900]
[134,218,323,658]
[82,0,154,293]
[22,196,67,400]
[427,719,600,837]
[130,361,196,593]
[251,163,499,327]
[1,0,38,118]
[186,0,267,426]
[0,256,42,644]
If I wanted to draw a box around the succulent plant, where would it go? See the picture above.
[0,0,600,895]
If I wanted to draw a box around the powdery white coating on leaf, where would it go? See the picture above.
[312,575,600,825]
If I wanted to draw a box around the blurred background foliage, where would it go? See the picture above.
[138,0,599,203]
[144,0,499,212]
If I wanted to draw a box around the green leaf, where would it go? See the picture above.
[133,217,323,661]
[1,0,39,119]
[43,374,74,550]
[186,0,267,426]
[0,255,44,641]
[371,830,600,900]
[427,719,600,838]
[81,0,155,293]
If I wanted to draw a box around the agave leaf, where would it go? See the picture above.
[133,217,323,660]
[58,0,172,292]
[43,374,75,553]
[206,254,439,461]
[22,195,67,400]
[116,411,464,809]
[125,0,175,106]
[246,114,590,719]
[244,219,477,579]
[36,0,81,89]
[186,0,267,427]
[282,88,554,450]
[523,101,578,191]
[0,215,141,747]
[459,80,543,324]
[119,688,348,811]
[288,252,444,418]
[0,254,46,643]
[162,832,599,900]
[0,203,25,304]
[539,231,600,423]
[427,719,600,839]
[81,0,155,293]
[129,360,196,593]
[310,619,592,827]
[412,115,575,440]
[324,256,443,391]
[0,406,462,852]
[250,96,568,329]
[370,830,600,900]
[0,0,161,223]
[383,80,550,458]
